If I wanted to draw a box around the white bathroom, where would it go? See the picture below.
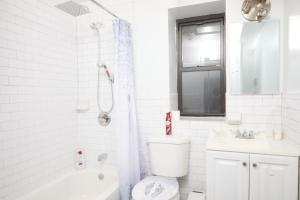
[0,0,300,200]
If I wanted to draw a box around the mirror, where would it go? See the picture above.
[229,20,280,95]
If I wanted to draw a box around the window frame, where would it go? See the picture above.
[177,14,226,117]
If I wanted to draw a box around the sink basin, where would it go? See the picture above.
[206,128,300,157]
[211,128,260,139]
[209,129,267,148]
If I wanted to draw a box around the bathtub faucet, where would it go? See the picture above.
[98,153,108,162]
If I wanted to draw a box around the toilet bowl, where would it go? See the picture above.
[131,136,190,200]
[132,176,179,200]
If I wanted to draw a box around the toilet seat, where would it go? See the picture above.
[132,176,179,200]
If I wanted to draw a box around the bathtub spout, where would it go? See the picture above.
[98,153,108,162]
[98,173,105,180]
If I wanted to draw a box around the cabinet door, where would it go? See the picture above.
[250,154,299,200]
[207,151,249,200]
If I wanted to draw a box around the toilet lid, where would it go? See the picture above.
[132,176,179,200]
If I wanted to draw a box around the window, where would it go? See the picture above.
[177,14,226,117]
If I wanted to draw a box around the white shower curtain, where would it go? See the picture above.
[113,19,145,200]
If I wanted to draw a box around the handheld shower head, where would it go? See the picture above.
[97,64,114,83]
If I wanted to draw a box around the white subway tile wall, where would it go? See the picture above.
[129,95,281,199]
[75,3,282,197]
[0,0,78,199]
[226,95,282,130]
[75,0,134,168]
[283,93,300,144]
[0,0,284,200]
[163,95,281,199]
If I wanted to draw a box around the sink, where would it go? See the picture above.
[207,128,269,151]
[206,128,300,157]
[211,128,259,140]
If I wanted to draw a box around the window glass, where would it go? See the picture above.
[178,15,225,116]
[182,22,221,67]
[182,70,223,115]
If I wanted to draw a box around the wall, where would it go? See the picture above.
[133,0,282,199]
[0,1,78,200]
[282,0,300,144]
[284,0,300,92]
[0,1,286,200]
[75,0,134,168]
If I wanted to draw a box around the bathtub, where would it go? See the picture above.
[18,168,119,200]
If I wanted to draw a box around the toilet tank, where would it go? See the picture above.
[148,136,190,177]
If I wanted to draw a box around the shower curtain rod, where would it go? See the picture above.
[89,0,120,19]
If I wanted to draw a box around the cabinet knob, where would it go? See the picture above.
[242,162,247,166]
[252,163,258,168]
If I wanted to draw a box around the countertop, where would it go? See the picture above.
[206,129,300,157]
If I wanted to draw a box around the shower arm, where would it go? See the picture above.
[89,0,120,19]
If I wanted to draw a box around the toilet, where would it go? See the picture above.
[132,136,190,200]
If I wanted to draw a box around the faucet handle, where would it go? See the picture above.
[235,129,255,139]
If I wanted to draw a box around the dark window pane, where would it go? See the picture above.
[182,71,206,114]
[182,22,221,67]
[207,70,223,114]
[182,70,223,115]
[178,15,225,117]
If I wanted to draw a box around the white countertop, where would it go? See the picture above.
[206,129,300,157]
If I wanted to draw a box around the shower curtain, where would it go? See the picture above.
[113,19,145,200]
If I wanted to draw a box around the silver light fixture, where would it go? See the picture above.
[242,0,271,22]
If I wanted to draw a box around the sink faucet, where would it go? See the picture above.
[235,129,255,139]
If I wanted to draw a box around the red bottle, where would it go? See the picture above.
[166,112,172,135]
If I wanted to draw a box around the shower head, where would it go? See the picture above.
[55,1,90,17]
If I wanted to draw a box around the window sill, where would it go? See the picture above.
[180,116,226,121]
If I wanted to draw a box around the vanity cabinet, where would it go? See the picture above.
[207,151,249,200]
[207,151,299,200]
[249,154,298,200]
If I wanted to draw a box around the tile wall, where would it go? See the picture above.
[75,1,283,199]
[283,93,300,144]
[0,0,286,200]
[0,1,78,199]
[75,0,134,168]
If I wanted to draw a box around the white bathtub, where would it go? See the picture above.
[18,168,120,200]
